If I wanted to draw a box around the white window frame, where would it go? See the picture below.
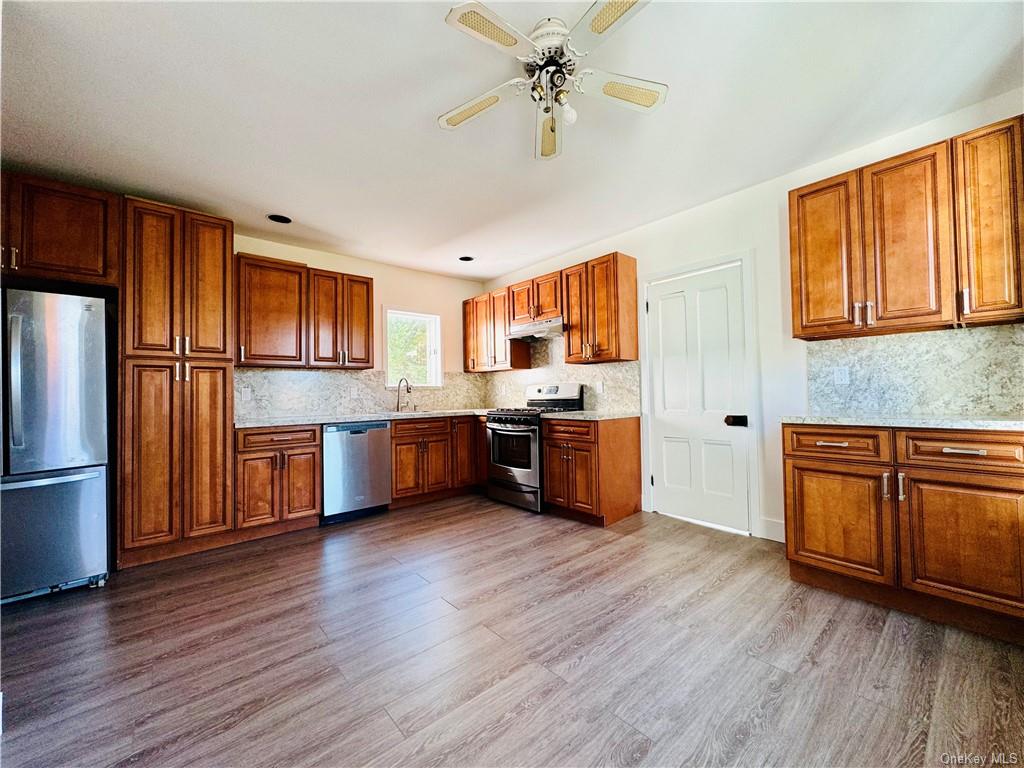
[383,307,443,389]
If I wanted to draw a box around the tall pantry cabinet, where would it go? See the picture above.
[119,197,235,566]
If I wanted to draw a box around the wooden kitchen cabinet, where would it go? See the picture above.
[235,426,322,526]
[280,446,322,519]
[462,292,529,372]
[490,289,513,369]
[236,450,279,528]
[1,172,121,285]
[541,418,641,526]
[476,416,489,485]
[953,116,1024,324]
[451,416,477,488]
[391,434,451,498]
[508,270,563,325]
[563,253,638,363]
[308,269,374,368]
[424,435,451,493]
[236,253,307,367]
[342,274,374,367]
[182,360,234,537]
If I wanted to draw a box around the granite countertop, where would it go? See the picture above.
[541,411,641,422]
[783,415,1024,431]
[235,409,488,429]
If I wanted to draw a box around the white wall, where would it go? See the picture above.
[234,234,484,374]
[484,88,1024,542]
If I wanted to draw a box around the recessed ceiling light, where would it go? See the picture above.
[459,256,474,262]
[267,213,292,224]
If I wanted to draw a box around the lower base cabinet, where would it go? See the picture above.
[391,416,484,504]
[235,427,322,526]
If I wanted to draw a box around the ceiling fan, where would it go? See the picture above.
[437,0,668,160]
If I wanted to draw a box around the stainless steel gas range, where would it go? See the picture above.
[486,383,584,512]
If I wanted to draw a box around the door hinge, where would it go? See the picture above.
[650,474,654,486]
[645,301,649,313]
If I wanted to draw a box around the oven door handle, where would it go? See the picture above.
[486,424,538,434]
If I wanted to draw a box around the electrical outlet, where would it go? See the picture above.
[594,381,605,394]
[832,366,850,387]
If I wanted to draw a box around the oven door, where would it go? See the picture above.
[486,424,539,488]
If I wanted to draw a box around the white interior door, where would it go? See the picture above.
[648,262,750,532]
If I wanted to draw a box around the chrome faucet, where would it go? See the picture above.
[395,377,412,412]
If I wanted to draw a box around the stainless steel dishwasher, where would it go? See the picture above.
[322,421,392,522]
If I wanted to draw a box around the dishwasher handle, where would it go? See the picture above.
[324,421,390,433]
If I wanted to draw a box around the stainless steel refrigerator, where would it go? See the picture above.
[2,289,109,601]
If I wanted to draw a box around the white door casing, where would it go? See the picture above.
[648,261,751,533]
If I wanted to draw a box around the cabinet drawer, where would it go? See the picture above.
[236,426,320,451]
[895,430,1024,474]
[782,425,892,463]
[542,420,596,443]
[391,418,450,437]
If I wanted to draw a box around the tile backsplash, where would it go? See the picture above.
[234,337,641,422]
[807,324,1024,416]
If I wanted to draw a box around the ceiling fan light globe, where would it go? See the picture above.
[563,104,578,125]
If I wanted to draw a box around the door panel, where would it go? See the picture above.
[451,418,476,488]
[587,254,618,361]
[236,451,278,527]
[237,254,307,366]
[899,468,1024,616]
[490,290,510,369]
[954,116,1024,323]
[183,361,233,537]
[183,213,233,359]
[309,269,343,366]
[342,274,373,368]
[508,280,534,325]
[533,271,562,321]
[5,174,120,285]
[788,171,865,337]
[649,263,750,532]
[392,439,422,498]
[473,294,492,370]
[562,263,588,363]
[785,458,896,585]
[424,436,451,493]
[122,360,181,548]
[543,442,568,506]
[862,142,956,329]
[568,442,597,515]
[463,300,476,372]
[281,447,321,519]
[124,199,183,357]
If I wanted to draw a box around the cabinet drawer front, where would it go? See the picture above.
[392,418,449,437]
[542,420,596,442]
[896,430,1024,474]
[782,425,892,462]
[236,427,320,450]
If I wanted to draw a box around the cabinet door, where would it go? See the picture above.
[122,359,182,548]
[562,263,588,363]
[236,451,279,528]
[451,417,476,488]
[237,254,307,366]
[392,438,423,498]
[473,293,493,370]
[568,442,598,515]
[490,289,511,369]
[508,279,535,325]
[124,199,183,357]
[281,447,321,519]
[342,274,374,368]
[183,361,234,537]
[424,435,451,493]
[4,174,120,285]
[898,468,1024,617]
[308,269,343,367]
[183,212,233,359]
[533,271,562,321]
[862,142,956,331]
[586,254,620,361]
[543,442,569,507]
[954,116,1024,324]
[788,171,866,338]
[462,300,477,372]
[784,458,896,585]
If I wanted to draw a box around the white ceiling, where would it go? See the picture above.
[2,2,1021,279]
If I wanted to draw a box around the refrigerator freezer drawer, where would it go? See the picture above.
[1,466,108,599]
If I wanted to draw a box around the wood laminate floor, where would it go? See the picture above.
[3,496,1023,768]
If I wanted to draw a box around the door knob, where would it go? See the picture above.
[724,415,748,427]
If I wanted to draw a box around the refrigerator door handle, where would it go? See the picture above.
[9,313,25,448]
[3,471,101,490]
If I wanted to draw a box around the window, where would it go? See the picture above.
[385,309,442,387]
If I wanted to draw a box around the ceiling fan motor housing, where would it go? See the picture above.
[525,17,576,75]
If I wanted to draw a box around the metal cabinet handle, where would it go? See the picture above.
[271,453,278,470]
[240,345,246,362]
[10,246,18,270]
[174,362,181,381]
[897,472,906,502]
[184,336,191,355]
[882,472,890,501]
[9,313,25,448]
[1,245,6,268]
[281,451,288,469]
[184,362,191,382]
[815,441,849,448]
[853,302,863,327]
[865,301,875,327]
[175,335,182,354]
[941,446,988,456]
[962,288,971,316]
[342,350,349,365]
[470,357,475,369]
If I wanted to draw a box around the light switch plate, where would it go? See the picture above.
[594,381,605,394]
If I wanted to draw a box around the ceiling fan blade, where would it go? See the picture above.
[566,0,650,58]
[445,2,539,60]
[438,78,529,130]
[574,68,668,112]
[535,106,562,160]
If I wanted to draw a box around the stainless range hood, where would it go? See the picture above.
[506,316,564,340]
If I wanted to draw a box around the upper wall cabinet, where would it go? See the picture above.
[236,253,308,367]
[508,270,562,326]
[124,198,234,359]
[308,270,374,369]
[564,252,638,363]
[954,116,1024,324]
[789,115,1023,340]
[463,290,530,372]
[1,173,121,285]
